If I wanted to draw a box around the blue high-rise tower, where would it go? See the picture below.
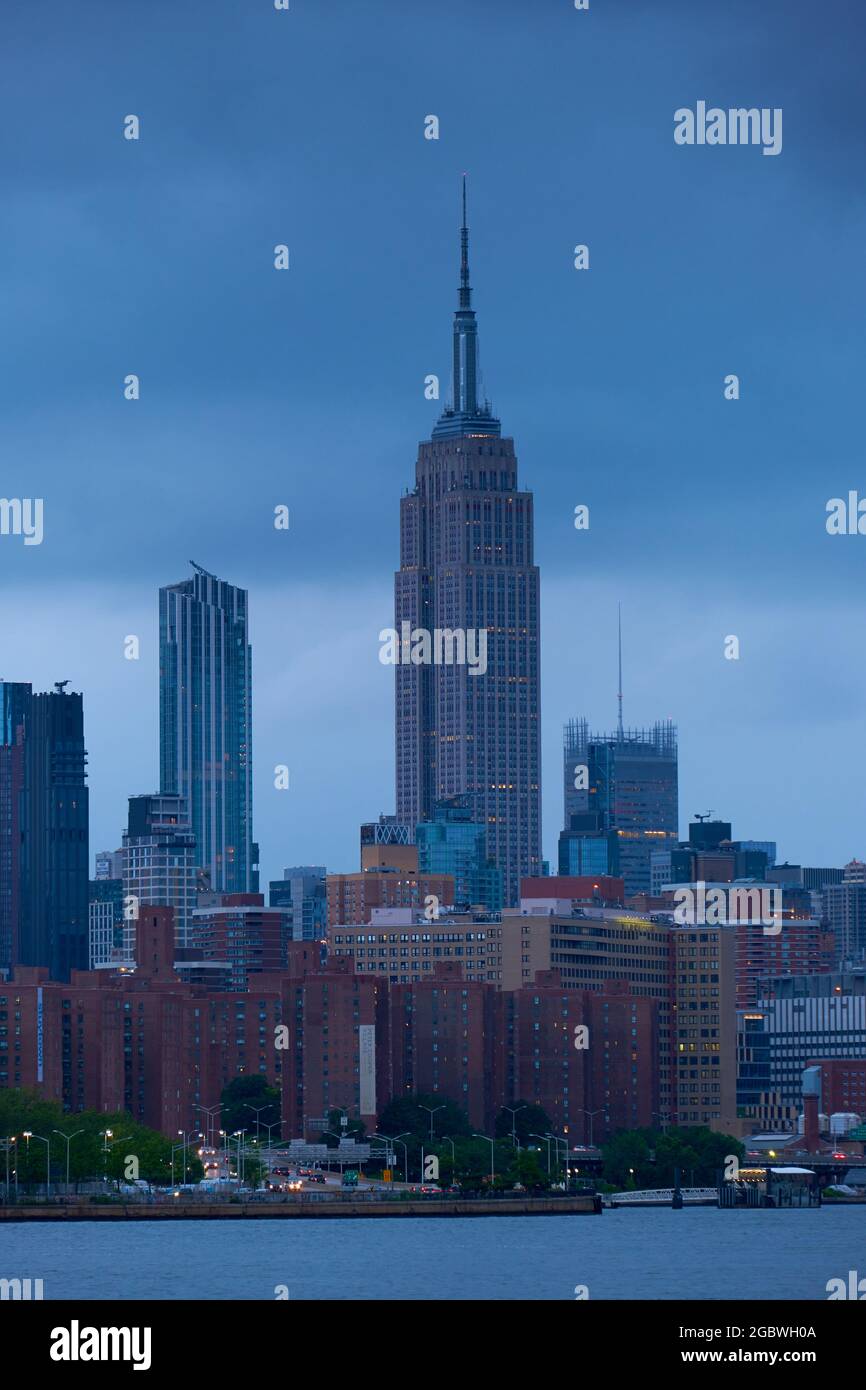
[159,564,256,895]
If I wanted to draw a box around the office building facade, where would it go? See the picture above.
[268,866,327,940]
[18,684,89,981]
[394,183,541,906]
[0,681,30,973]
[415,796,503,912]
[562,719,678,897]
[123,794,198,950]
[159,563,255,894]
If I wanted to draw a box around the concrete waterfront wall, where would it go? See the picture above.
[0,1194,601,1221]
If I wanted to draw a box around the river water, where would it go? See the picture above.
[2,1205,863,1300]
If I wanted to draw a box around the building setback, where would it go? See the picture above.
[394,182,541,906]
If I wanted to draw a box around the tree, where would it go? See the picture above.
[654,1127,744,1186]
[220,1076,280,1138]
[0,1091,203,1190]
[600,1129,654,1188]
[376,1094,473,1181]
[601,1125,745,1189]
[377,1094,472,1144]
[494,1102,552,1146]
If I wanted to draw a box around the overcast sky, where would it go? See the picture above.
[2,0,865,882]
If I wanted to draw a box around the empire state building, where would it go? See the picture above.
[394,181,541,906]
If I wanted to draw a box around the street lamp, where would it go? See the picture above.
[580,1109,605,1147]
[260,1120,283,1148]
[176,1130,201,1184]
[531,1133,552,1174]
[53,1130,85,1196]
[244,1104,270,1141]
[1,1136,18,1202]
[441,1136,457,1178]
[419,1104,445,1140]
[502,1105,526,1149]
[473,1133,495,1186]
[22,1131,51,1197]
[233,1131,246,1184]
[547,1133,571,1186]
[373,1132,409,1185]
[325,1130,350,1177]
[194,1104,223,1149]
[99,1128,113,1180]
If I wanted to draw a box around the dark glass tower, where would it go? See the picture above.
[18,683,90,981]
[159,564,254,894]
[561,717,679,896]
[0,681,31,973]
[395,182,542,905]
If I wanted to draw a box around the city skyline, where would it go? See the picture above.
[2,0,864,883]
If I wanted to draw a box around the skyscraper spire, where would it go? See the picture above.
[431,175,500,440]
[617,603,624,738]
[459,173,471,310]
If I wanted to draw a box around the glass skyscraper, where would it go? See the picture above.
[562,717,678,897]
[18,684,90,981]
[394,182,541,906]
[0,681,30,974]
[159,564,255,895]
[415,796,503,913]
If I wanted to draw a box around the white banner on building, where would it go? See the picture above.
[36,986,43,1082]
[359,1024,376,1115]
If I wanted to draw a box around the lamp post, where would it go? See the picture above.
[233,1131,246,1185]
[531,1133,552,1174]
[194,1104,222,1149]
[99,1129,114,1181]
[325,1130,348,1177]
[502,1105,526,1150]
[2,1136,18,1201]
[373,1132,409,1185]
[244,1105,270,1142]
[53,1129,85,1196]
[22,1131,51,1197]
[419,1104,445,1140]
[260,1120,282,1147]
[580,1109,605,1147]
[547,1133,571,1186]
[473,1133,495,1186]
[441,1135,457,1181]
[176,1130,201,1184]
